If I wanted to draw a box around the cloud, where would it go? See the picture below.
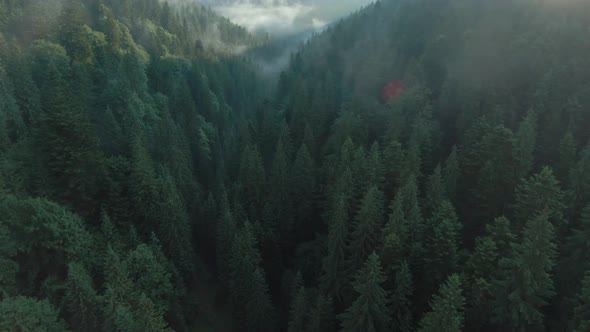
[203,0,374,36]
[214,2,314,35]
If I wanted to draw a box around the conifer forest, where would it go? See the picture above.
[1,0,590,331]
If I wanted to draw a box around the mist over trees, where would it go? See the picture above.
[1,0,590,331]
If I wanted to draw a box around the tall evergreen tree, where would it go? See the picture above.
[443,147,459,201]
[513,166,565,228]
[320,194,349,302]
[417,274,465,332]
[348,186,385,273]
[340,253,391,332]
[573,270,590,331]
[389,261,413,332]
[0,296,67,332]
[423,200,461,293]
[36,63,103,215]
[288,286,308,332]
[492,213,557,329]
[308,293,335,332]
[514,110,538,178]
[65,262,101,331]
[425,165,446,215]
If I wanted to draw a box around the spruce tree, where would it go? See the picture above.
[37,63,103,215]
[514,166,565,228]
[443,147,459,201]
[423,200,461,291]
[514,110,537,178]
[573,270,590,331]
[290,143,316,237]
[348,186,385,273]
[417,274,465,332]
[320,194,349,302]
[557,131,576,181]
[288,286,308,332]
[425,165,446,215]
[65,262,100,331]
[308,293,335,332]
[0,296,67,332]
[382,193,407,268]
[492,213,557,329]
[340,253,391,332]
[390,261,413,332]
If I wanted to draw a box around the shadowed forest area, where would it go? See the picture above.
[1,0,590,331]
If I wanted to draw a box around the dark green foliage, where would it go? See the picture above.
[321,195,349,301]
[417,274,465,332]
[389,261,413,332]
[514,167,565,228]
[382,193,407,269]
[2,0,590,330]
[425,165,446,214]
[493,213,557,329]
[443,147,459,201]
[0,296,67,332]
[423,200,462,292]
[348,186,385,273]
[514,111,538,178]
[308,293,335,332]
[65,262,101,331]
[340,253,391,332]
[229,223,276,331]
[464,237,499,329]
[36,63,104,215]
[288,286,308,332]
[573,270,590,331]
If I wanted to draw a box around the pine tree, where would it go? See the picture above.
[557,131,576,181]
[382,193,407,268]
[464,237,499,329]
[216,204,236,286]
[366,141,384,189]
[36,63,103,215]
[308,293,335,332]
[423,200,461,292]
[563,204,590,292]
[390,261,413,332]
[290,143,316,238]
[417,274,465,332]
[244,268,276,332]
[65,262,100,331]
[320,194,349,301]
[340,253,391,332]
[514,110,537,178]
[514,166,565,228]
[399,176,424,260]
[156,171,195,276]
[383,139,404,198]
[288,286,308,332]
[425,165,446,215]
[239,145,266,221]
[228,223,275,330]
[0,296,67,332]
[348,186,385,273]
[485,216,515,259]
[492,213,557,329]
[269,138,292,237]
[443,147,459,201]
[573,270,590,331]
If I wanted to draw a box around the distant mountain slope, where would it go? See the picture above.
[1,0,263,56]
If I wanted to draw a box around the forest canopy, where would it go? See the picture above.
[1,0,590,331]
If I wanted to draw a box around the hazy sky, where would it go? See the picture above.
[200,0,374,36]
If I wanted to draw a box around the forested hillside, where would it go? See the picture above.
[0,0,261,330]
[1,0,590,331]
